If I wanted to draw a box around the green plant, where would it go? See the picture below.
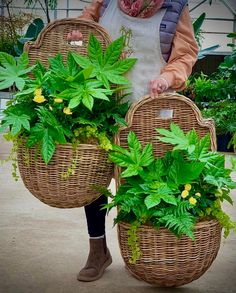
[192,12,219,59]
[14,18,44,56]
[0,34,136,164]
[105,123,236,262]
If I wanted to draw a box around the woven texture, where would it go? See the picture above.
[118,220,222,287]
[18,19,113,208]
[115,93,216,187]
[24,18,112,66]
[17,143,113,208]
[115,93,220,286]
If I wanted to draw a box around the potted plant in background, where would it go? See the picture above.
[181,39,236,152]
[0,34,136,208]
[105,123,236,287]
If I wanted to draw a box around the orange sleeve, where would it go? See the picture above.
[160,6,199,91]
[79,0,103,22]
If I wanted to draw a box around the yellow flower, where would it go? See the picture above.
[33,95,46,103]
[54,98,63,103]
[181,190,189,198]
[184,184,192,191]
[216,189,223,197]
[189,197,197,205]
[34,88,42,96]
[195,192,201,197]
[63,107,72,115]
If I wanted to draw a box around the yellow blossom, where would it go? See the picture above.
[181,190,189,198]
[34,88,42,96]
[33,95,46,103]
[63,107,72,115]
[54,98,63,103]
[184,184,192,191]
[189,197,197,205]
[195,192,201,197]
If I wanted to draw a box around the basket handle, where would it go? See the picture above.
[67,29,84,47]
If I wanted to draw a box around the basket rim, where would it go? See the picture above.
[24,18,112,52]
[116,93,216,151]
[118,218,220,231]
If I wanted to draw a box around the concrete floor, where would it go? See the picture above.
[0,136,236,293]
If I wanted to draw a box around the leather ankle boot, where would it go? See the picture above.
[77,237,112,282]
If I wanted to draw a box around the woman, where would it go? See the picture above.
[68,0,198,282]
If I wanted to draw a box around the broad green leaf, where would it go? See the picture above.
[88,34,103,65]
[103,36,124,66]
[17,52,29,71]
[145,193,162,209]
[106,72,131,85]
[156,123,189,150]
[139,143,154,166]
[68,93,83,109]
[121,165,140,178]
[90,89,110,101]
[110,58,137,74]
[108,151,134,167]
[0,52,16,67]
[127,131,142,152]
[82,94,94,111]
[42,130,55,164]
[71,52,92,68]
[0,51,33,90]
[1,113,30,136]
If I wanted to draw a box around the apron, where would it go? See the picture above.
[99,0,167,103]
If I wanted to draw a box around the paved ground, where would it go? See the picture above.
[0,136,236,293]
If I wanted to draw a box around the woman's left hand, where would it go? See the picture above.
[149,77,169,97]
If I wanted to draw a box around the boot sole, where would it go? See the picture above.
[77,256,112,282]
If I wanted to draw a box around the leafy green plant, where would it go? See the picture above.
[14,18,44,56]
[0,34,136,164]
[192,12,219,58]
[105,123,236,262]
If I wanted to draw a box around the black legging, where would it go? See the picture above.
[84,195,108,237]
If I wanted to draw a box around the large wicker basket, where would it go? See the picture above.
[118,220,222,287]
[115,93,221,286]
[17,19,113,208]
[17,143,113,208]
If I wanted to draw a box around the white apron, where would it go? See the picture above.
[99,0,167,103]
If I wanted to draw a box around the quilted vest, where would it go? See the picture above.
[100,0,188,61]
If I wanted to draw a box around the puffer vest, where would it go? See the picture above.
[100,0,188,62]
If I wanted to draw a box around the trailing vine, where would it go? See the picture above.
[127,221,142,264]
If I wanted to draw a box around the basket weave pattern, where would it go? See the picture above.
[118,220,222,287]
[24,18,112,66]
[17,144,113,208]
[115,93,220,286]
[18,19,113,208]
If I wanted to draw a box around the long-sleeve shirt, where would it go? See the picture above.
[79,0,198,91]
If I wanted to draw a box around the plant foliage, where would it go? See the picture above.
[105,123,236,262]
[0,34,136,164]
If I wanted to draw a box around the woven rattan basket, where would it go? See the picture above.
[118,220,221,287]
[115,93,221,286]
[17,143,113,208]
[17,19,113,208]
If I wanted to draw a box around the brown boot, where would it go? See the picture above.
[77,237,112,282]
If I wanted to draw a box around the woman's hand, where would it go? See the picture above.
[149,77,169,97]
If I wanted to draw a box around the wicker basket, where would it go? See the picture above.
[115,93,221,286]
[17,19,113,208]
[17,143,113,208]
[118,220,222,287]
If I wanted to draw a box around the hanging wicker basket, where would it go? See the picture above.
[17,143,113,208]
[118,220,221,287]
[16,19,114,208]
[115,93,221,286]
